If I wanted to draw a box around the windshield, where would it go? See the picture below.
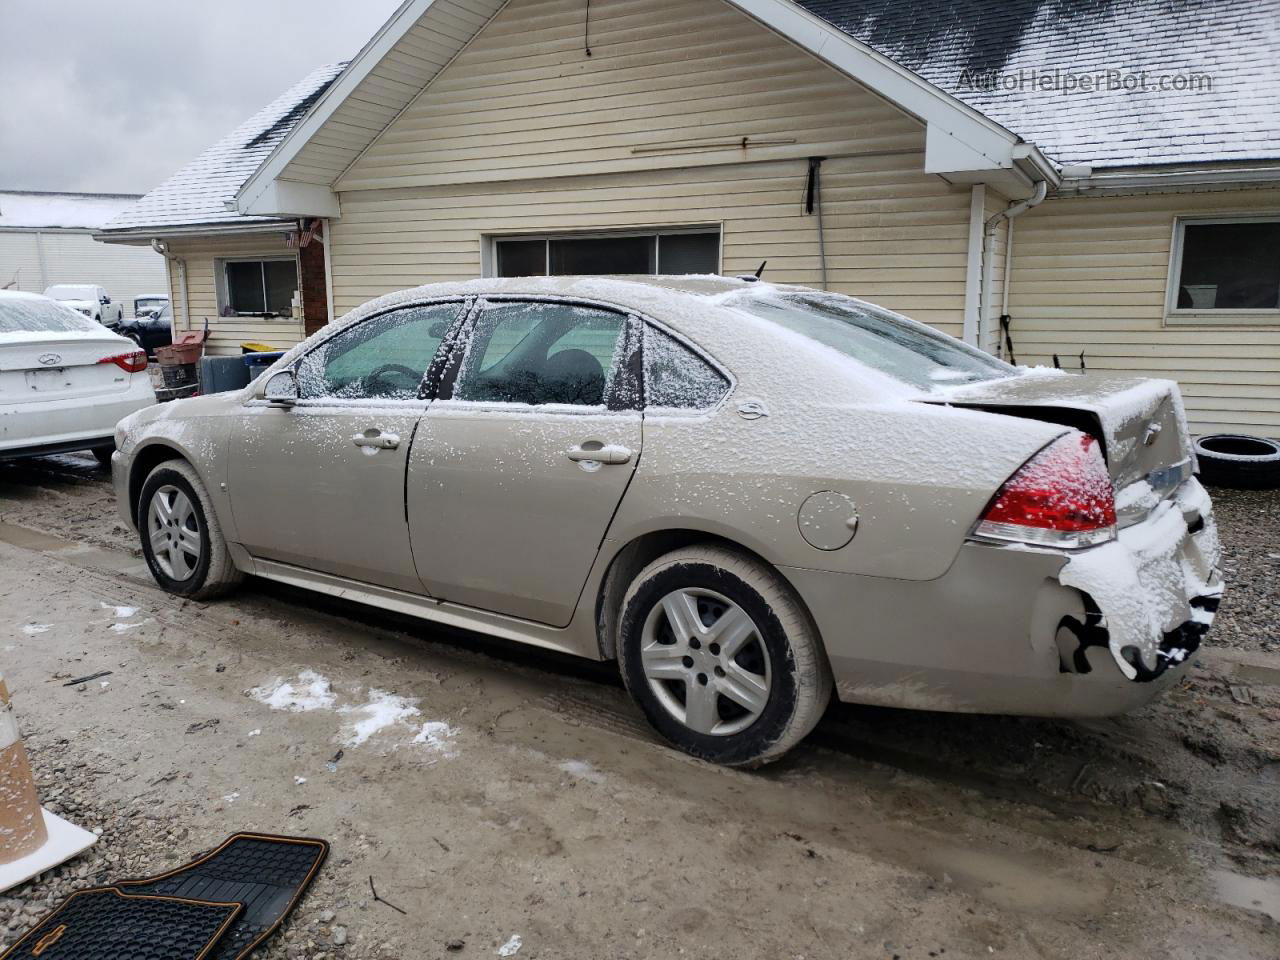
[44,284,98,302]
[732,292,1015,390]
[0,296,102,334]
[136,297,167,312]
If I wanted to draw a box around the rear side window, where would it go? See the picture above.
[0,296,100,334]
[296,302,461,400]
[643,324,729,410]
[453,300,629,407]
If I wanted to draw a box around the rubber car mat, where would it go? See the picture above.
[0,886,241,960]
[116,833,328,960]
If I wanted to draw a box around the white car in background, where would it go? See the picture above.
[0,291,155,464]
[42,283,124,325]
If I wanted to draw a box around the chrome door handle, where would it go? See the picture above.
[352,431,400,450]
[567,442,632,465]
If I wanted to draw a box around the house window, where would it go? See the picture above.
[492,229,720,278]
[1168,217,1280,323]
[220,258,299,318]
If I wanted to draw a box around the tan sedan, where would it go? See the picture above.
[112,277,1223,766]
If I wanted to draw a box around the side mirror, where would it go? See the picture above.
[101,296,111,304]
[264,370,299,406]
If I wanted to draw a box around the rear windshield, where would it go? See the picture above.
[0,297,102,334]
[732,292,1015,390]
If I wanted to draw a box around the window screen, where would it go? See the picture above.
[296,302,460,400]
[643,324,730,409]
[1175,221,1280,310]
[454,301,627,406]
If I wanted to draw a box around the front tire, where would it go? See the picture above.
[617,544,831,767]
[138,460,242,599]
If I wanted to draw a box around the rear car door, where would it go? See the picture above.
[227,300,466,593]
[408,298,642,626]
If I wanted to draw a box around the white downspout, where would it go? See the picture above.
[322,218,335,325]
[980,180,1047,355]
[962,185,986,346]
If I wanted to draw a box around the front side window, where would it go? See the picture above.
[1170,218,1280,317]
[296,302,462,400]
[452,301,631,407]
[222,259,298,318]
[494,230,719,277]
[732,292,1015,391]
[643,324,730,410]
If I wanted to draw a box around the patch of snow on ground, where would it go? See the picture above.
[21,624,51,635]
[251,671,336,712]
[100,603,139,618]
[497,934,523,957]
[413,721,458,757]
[108,619,151,633]
[339,690,421,747]
[558,760,604,784]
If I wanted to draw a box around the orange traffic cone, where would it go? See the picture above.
[0,670,96,891]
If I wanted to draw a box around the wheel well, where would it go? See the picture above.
[594,530,818,661]
[128,444,187,525]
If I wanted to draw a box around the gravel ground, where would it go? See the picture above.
[1206,485,1280,656]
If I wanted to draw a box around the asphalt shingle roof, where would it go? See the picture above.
[795,0,1280,168]
[102,63,345,234]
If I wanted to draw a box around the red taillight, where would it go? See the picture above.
[98,350,147,374]
[973,433,1116,549]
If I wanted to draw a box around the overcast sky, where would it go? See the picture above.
[0,0,402,195]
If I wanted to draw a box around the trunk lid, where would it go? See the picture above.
[0,330,141,405]
[923,373,1194,524]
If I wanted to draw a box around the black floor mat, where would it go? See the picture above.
[115,834,328,960]
[0,887,241,960]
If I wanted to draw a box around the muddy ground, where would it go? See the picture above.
[0,454,1277,959]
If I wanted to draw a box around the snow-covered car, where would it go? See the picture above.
[0,290,155,464]
[133,294,169,319]
[116,301,173,356]
[110,277,1222,766]
[42,283,124,326]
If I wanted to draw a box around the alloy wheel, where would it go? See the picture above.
[640,587,772,736]
[148,484,201,580]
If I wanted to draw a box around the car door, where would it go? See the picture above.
[408,298,643,626]
[227,300,466,593]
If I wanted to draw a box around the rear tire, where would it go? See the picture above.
[138,460,242,599]
[91,445,113,468]
[617,544,831,767]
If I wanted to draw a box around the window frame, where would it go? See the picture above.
[216,255,301,320]
[272,296,474,408]
[482,225,723,278]
[1164,214,1280,326]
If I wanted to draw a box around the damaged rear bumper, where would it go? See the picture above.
[782,478,1222,717]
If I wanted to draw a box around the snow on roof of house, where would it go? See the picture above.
[101,63,346,235]
[0,191,143,230]
[795,0,1280,168]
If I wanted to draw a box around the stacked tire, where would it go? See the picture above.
[1194,435,1280,490]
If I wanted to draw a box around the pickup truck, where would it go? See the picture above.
[43,283,124,325]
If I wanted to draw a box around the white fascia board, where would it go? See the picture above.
[235,0,437,216]
[238,179,341,219]
[724,0,1020,171]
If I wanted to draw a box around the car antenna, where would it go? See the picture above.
[738,260,768,283]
